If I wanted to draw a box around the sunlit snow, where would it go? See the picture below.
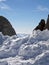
[0,29,49,65]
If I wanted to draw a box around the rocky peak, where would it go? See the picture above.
[34,14,49,31]
[44,14,49,30]
[0,16,16,36]
[34,19,45,31]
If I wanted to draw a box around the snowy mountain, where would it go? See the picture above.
[17,33,29,38]
[0,30,49,65]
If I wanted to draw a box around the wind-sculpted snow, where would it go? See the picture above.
[0,30,49,65]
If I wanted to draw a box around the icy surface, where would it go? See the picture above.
[0,30,49,65]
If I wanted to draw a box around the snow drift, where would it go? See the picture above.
[0,30,49,65]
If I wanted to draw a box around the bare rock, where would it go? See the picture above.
[34,19,45,31]
[44,15,49,30]
[0,16,16,36]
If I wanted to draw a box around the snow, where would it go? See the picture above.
[0,29,49,65]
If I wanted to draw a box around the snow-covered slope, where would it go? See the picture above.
[0,30,49,65]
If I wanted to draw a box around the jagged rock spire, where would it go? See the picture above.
[34,19,45,31]
[44,14,49,30]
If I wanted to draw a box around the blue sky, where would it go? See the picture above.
[0,0,49,33]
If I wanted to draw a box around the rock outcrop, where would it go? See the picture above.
[34,19,45,31]
[0,16,16,36]
[44,15,49,30]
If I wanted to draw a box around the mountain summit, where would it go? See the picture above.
[0,16,16,36]
[34,15,49,31]
[44,15,49,30]
[34,19,45,31]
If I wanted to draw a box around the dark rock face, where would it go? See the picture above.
[0,16,16,36]
[34,19,45,31]
[44,15,49,30]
